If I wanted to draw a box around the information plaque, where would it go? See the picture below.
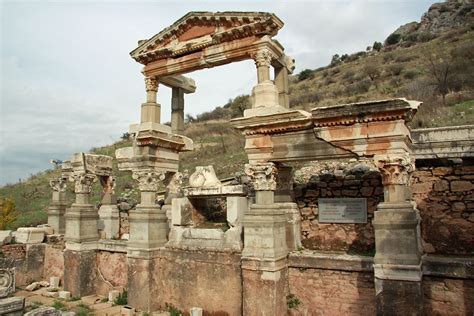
[318,198,367,223]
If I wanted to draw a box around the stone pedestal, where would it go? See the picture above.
[127,170,167,312]
[373,155,423,315]
[63,250,97,297]
[98,204,120,240]
[242,162,289,315]
[48,178,68,234]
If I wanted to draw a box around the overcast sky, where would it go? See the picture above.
[0,0,434,185]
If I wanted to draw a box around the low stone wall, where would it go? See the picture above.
[95,251,127,295]
[412,163,474,255]
[423,276,474,315]
[153,249,242,315]
[294,162,383,253]
[288,252,376,315]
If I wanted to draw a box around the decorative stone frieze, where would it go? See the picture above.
[167,171,188,195]
[144,76,159,92]
[69,174,97,194]
[132,170,165,192]
[49,177,67,192]
[189,166,221,188]
[244,162,277,191]
[376,154,415,186]
[0,267,15,298]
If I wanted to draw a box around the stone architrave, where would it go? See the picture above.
[48,176,68,234]
[373,153,423,315]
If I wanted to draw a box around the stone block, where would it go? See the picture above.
[37,224,54,235]
[433,180,449,192]
[121,305,135,316]
[109,290,120,302]
[50,276,60,288]
[0,230,12,245]
[58,290,71,300]
[451,180,474,192]
[190,307,203,316]
[15,227,45,244]
[226,196,247,227]
[24,306,60,316]
[171,197,192,226]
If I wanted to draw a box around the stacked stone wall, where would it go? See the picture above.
[423,276,474,315]
[294,162,383,253]
[288,267,375,315]
[412,164,474,255]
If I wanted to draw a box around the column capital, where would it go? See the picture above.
[144,76,159,92]
[49,177,68,192]
[132,170,166,192]
[251,49,277,68]
[376,154,415,186]
[244,162,277,191]
[69,173,97,194]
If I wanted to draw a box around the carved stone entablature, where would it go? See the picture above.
[244,162,277,191]
[49,177,67,192]
[70,173,97,194]
[130,12,284,65]
[376,154,415,186]
[132,170,166,192]
[167,171,188,195]
[100,176,116,194]
[145,76,159,92]
[251,49,277,68]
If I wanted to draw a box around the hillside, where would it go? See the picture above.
[1,0,473,229]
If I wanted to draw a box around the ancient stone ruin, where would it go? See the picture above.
[2,11,473,315]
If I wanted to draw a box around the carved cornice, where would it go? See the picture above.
[376,154,415,186]
[244,162,277,191]
[132,170,166,192]
[145,77,159,92]
[49,177,67,192]
[130,12,284,65]
[69,174,97,194]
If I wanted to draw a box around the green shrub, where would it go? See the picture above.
[52,300,67,311]
[386,33,401,45]
[287,294,302,309]
[298,69,313,81]
[114,290,128,305]
[373,41,383,51]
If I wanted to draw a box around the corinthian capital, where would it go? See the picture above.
[244,162,277,191]
[144,76,159,92]
[376,154,415,186]
[132,170,166,192]
[69,173,97,194]
[49,177,67,192]
[251,49,276,68]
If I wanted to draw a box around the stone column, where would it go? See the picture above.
[48,176,67,234]
[274,66,289,109]
[242,162,288,315]
[171,87,185,134]
[141,76,161,123]
[63,173,99,297]
[98,176,119,239]
[244,48,281,117]
[373,154,423,315]
[127,169,167,312]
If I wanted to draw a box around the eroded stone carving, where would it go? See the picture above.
[132,170,166,191]
[189,166,221,188]
[99,176,116,194]
[145,77,159,92]
[49,177,67,192]
[251,49,276,68]
[167,171,189,195]
[376,154,415,186]
[244,162,277,191]
[69,174,97,194]
[0,258,15,298]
